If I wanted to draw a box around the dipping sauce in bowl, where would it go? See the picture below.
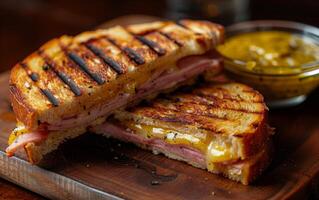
[218,21,319,107]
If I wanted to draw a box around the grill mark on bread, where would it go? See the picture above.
[21,63,39,82]
[134,35,166,56]
[127,82,266,133]
[85,43,124,74]
[55,71,82,96]
[67,52,105,85]
[156,100,258,119]
[106,37,145,65]
[38,50,82,96]
[29,72,39,82]
[182,20,224,45]
[40,89,59,107]
[195,92,255,104]
[195,89,264,104]
[176,21,192,32]
[123,47,145,65]
[171,95,264,114]
[59,43,100,85]
[20,62,60,106]
[134,110,225,134]
[158,31,183,47]
[147,104,235,122]
[124,27,166,56]
[133,97,263,130]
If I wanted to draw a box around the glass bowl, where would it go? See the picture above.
[218,20,319,107]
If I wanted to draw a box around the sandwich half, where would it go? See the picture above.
[91,82,273,184]
[7,20,224,163]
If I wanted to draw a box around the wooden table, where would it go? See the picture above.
[0,179,45,200]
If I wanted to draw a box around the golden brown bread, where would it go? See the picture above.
[113,82,271,163]
[91,82,273,184]
[9,19,224,131]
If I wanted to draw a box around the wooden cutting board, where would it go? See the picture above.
[0,17,319,199]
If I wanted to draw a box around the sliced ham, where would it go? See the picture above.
[6,131,48,157]
[91,121,256,168]
[91,122,206,167]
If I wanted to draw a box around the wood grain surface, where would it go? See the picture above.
[0,70,318,199]
[0,179,44,200]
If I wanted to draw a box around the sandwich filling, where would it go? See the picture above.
[91,120,270,174]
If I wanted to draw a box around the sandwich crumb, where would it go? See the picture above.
[151,180,160,185]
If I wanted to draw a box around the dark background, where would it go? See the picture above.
[1,0,318,73]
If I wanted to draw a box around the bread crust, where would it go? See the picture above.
[9,84,37,129]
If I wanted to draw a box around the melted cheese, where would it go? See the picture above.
[8,125,28,145]
[124,122,236,166]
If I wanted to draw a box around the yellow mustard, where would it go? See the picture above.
[218,31,319,73]
[216,31,319,102]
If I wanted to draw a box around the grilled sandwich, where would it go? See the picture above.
[7,20,224,163]
[91,82,273,184]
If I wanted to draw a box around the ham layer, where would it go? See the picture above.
[90,121,256,170]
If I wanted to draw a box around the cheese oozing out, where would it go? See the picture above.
[124,121,239,167]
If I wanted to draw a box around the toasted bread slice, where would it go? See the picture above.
[91,82,272,184]
[111,83,270,163]
[9,19,224,132]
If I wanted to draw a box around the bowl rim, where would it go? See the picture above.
[221,20,319,76]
